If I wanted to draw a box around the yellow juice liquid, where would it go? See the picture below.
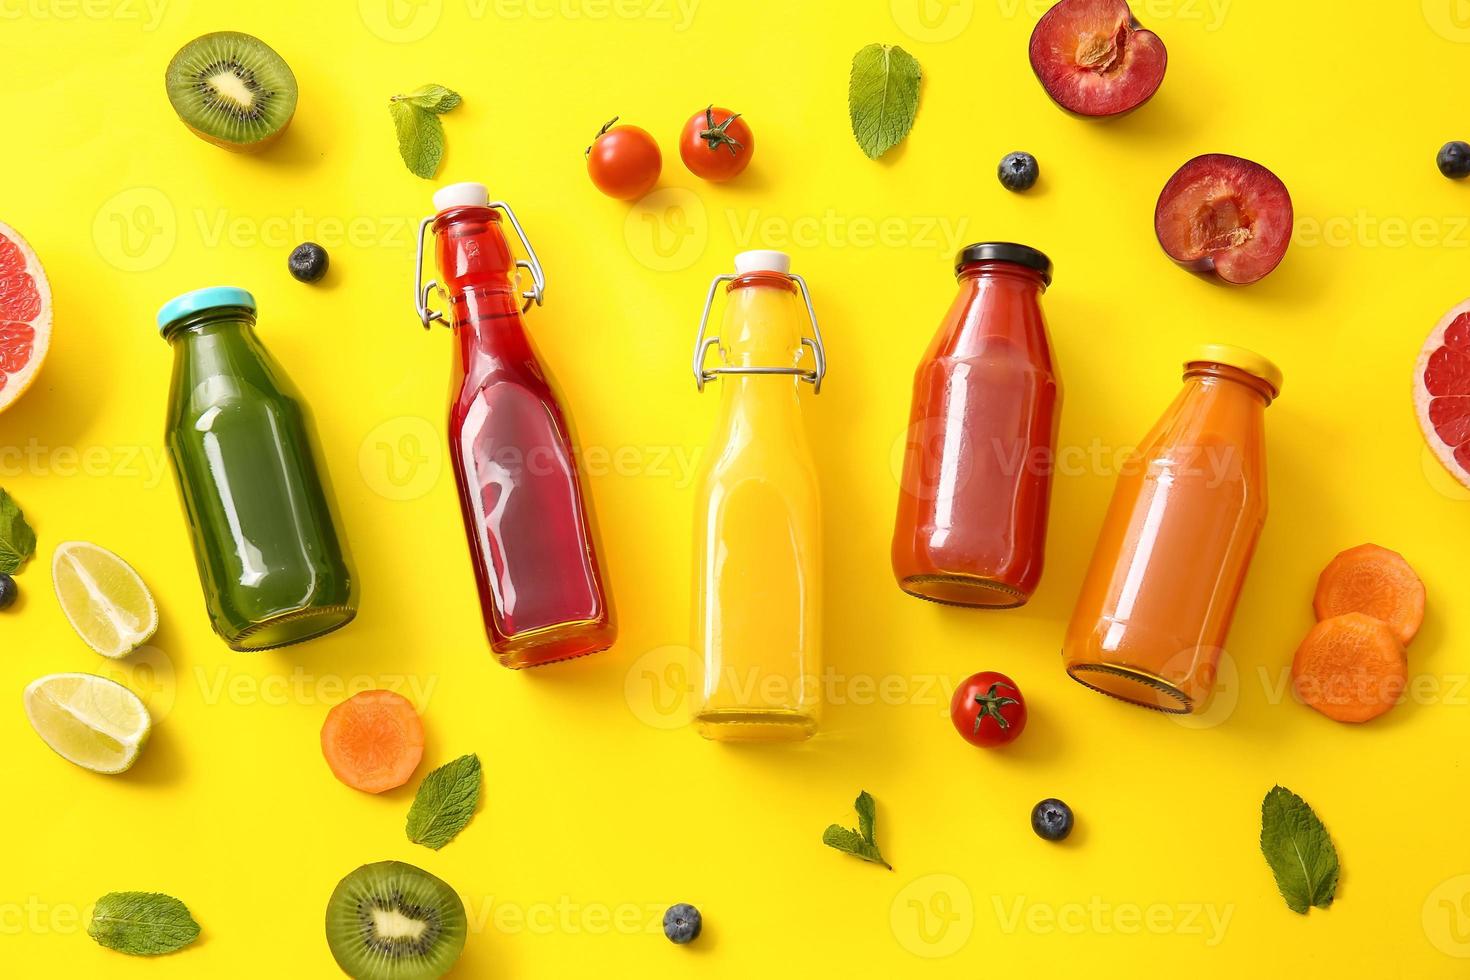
[693,279,822,741]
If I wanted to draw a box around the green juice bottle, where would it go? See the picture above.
[160,287,357,650]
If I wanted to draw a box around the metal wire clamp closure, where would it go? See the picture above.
[692,272,827,394]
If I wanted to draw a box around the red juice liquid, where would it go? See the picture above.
[891,252,1060,607]
[434,205,615,667]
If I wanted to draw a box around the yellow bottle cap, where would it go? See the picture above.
[1186,344,1282,397]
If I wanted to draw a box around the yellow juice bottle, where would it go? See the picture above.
[690,250,827,741]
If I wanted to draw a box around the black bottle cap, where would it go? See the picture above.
[954,242,1053,285]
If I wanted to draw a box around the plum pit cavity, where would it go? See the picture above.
[1190,198,1253,254]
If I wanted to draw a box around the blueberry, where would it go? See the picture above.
[1031,798,1073,841]
[1439,142,1470,179]
[662,903,701,945]
[288,242,329,283]
[0,574,15,611]
[998,151,1040,192]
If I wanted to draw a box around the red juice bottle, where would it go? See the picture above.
[891,243,1060,608]
[416,182,615,667]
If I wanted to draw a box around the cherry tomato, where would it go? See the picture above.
[586,117,661,200]
[950,672,1027,747]
[679,105,754,182]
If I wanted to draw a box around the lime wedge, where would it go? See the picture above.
[24,673,151,774]
[52,541,158,658]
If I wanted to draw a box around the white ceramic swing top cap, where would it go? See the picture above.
[734,250,791,275]
[433,181,489,211]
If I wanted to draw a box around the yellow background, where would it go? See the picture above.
[3,0,1470,975]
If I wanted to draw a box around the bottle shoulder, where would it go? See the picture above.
[166,371,302,426]
[1136,384,1268,453]
[170,328,298,394]
[697,456,821,516]
[915,349,1060,384]
[928,278,1051,352]
[699,397,817,488]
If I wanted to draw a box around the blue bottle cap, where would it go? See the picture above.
[157,286,256,334]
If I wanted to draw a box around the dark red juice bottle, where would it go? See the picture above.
[416,182,615,667]
[891,243,1060,608]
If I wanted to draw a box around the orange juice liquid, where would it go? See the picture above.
[1063,353,1279,713]
[692,277,821,740]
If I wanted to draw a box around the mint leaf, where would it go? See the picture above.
[823,826,890,866]
[823,790,891,869]
[394,84,462,114]
[390,101,445,180]
[389,85,461,179]
[0,489,35,574]
[406,753,482,850]
[848,44,922,160]
[855,790,877,844]
[1260,786,1339,914]
[88,892,200,956]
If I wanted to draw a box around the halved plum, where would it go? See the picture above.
[1154,154,1294,285]
[1029,0,1167,117]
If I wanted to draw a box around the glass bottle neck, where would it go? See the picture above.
[956,260,1049,292]
[706,282,808,425]
[1183,363,1276,406]
[162,307,256,344]
[433,206,517,299]
[717,281,805,370]
[163,307,286,401]
[939,261,1052,364]
[433,207,529,368]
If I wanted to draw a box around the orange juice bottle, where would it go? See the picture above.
[689,250,826,741]
[1063,345,1281,713]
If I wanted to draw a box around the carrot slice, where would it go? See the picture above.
[1313,543,1426,645]
[1291,613,1407,724]
[320,690,425,794]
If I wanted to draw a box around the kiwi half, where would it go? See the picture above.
[165,31,297,152]
[325,861,467,980]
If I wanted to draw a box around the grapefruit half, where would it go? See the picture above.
[1415,298,1470,490]
[0,222,50,413]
